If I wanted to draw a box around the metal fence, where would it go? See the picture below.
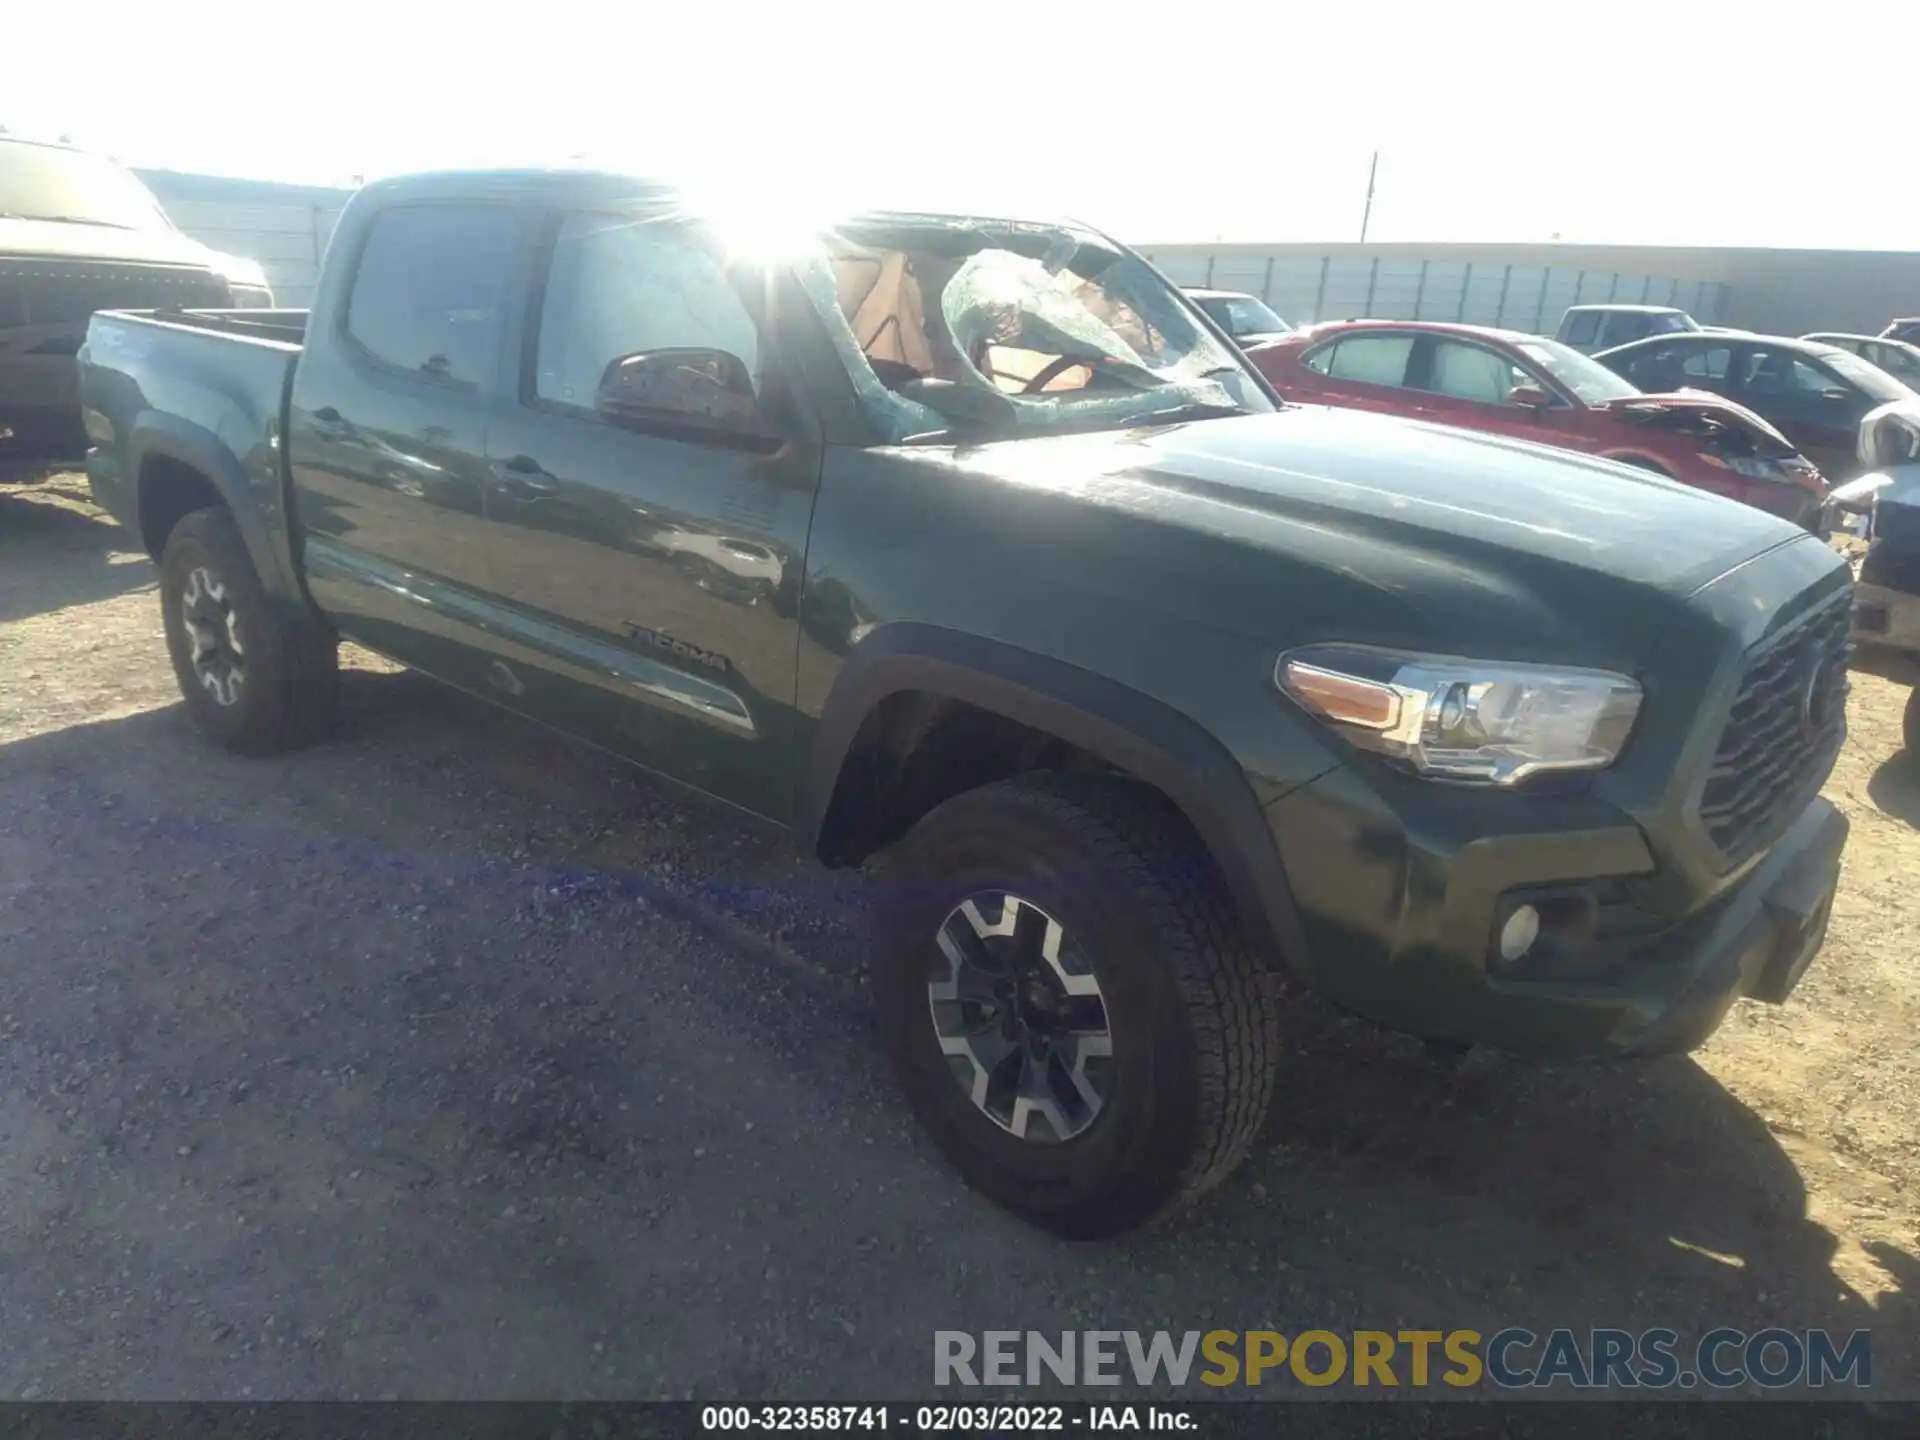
[1140,252,1729,335]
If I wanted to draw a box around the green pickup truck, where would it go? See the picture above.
[78,168,1852,1237]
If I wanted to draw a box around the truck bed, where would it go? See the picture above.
[109,307,310,346]
[78,306,309,598]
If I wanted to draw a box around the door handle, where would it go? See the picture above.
[490,455,561,498]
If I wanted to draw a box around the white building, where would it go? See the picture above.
[136,169,352,307]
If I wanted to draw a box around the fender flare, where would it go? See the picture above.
[128,411,300,603]
[802,622,1311,975]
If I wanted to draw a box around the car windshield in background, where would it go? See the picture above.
[1513,337,1641,404]
[799,219,1270,443]
[1205,296,1292,337]
[0,142,170,230]
[1820,348,1915,401]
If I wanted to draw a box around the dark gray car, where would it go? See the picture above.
[1595,331,1913,480]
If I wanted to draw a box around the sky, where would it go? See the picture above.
[6,1,1916,248]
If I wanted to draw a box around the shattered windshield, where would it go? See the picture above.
[793,218,1271,444]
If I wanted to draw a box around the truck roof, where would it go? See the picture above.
[0,134,86,154]
[356,166,1086,233]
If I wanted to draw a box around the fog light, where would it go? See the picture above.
[1499,904,1541,963]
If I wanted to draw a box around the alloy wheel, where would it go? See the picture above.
[179,565,245,707]
[928,892,1114,1142]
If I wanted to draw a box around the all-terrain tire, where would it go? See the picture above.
[1906,685,1920,760]
[873,771,1280,1238]
[159,506,337,754]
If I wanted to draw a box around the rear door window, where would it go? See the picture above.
[1315,334,1416,386]
[345,204,518,386]
[1680,345,1732,382]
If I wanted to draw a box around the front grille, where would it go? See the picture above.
[0,257,230,329]
[1698,590,1851,868]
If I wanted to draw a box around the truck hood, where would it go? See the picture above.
[947,404,1811,665]
[0,216,239,275]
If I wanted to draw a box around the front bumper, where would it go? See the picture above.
[1265,773,1848,1059]
[1617,799,1846,1055]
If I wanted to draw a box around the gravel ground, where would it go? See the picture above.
[1,474,1914,1403]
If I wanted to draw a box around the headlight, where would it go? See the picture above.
[1277,645,1642,785]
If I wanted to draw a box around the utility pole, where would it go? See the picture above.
[1358,150,1379,243]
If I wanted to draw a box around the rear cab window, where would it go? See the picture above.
[1600,313,1654,348]
[1681,345,1732,381]
[1561,311,1601,346]
[344,204,518,386]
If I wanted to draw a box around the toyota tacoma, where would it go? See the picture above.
[78,169,1852,1236]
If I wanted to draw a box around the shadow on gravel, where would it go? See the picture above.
[1203,1009,1919,1362]
[0,484,151,622]
[2,672,1913,1399]
[1867,751,1920,829]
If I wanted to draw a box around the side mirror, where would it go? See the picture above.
[595,348,781,444]
[1507,383,1552,409]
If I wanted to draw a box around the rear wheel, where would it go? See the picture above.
[873,772,1279,1237]
[159,507,337,753]
[1905,686,1919,759]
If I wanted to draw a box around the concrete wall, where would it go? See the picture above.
[1138,240,1920,339]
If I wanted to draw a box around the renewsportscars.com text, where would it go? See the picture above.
[934,1328,1872,1390]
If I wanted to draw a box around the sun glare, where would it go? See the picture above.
[674,171,861,264]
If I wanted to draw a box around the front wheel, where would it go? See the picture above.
[159,506,338,754]
[873,772,1279,1237]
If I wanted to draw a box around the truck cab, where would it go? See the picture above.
[1557,304,1699,354]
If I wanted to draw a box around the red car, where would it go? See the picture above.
[1248,320,1829,527]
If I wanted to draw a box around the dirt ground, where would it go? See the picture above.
[1,472,1914,1403]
